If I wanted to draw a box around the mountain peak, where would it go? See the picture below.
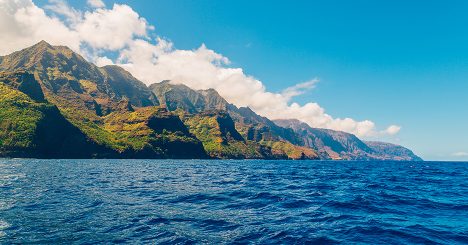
[0,40,85,73]
[25,40,56,55]
[34,40,53,48]
[197,88,227,102]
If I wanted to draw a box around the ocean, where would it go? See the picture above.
[0,159,467,244]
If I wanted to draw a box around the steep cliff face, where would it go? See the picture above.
[151,81,318,159]
[151,82,304,140]
[103,107,207,159]
[0,41,421,160]
[0,41,158,114]
[0,78,110,158]
[0,71,45,102]
[181,111,273,159]
[232,107,303,145]
[0,41,207,159]
[149,81,227,113]
[99,65,159,107]
[274,119,422,161]
[365,141,422,161]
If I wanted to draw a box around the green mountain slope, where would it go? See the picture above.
[0,41,206,159]
[150,81,303,144]
[181,111,272,159]
[151,81,318,159]
[0,41,421,161]
[0,41,158,112]
[0,71,109,158]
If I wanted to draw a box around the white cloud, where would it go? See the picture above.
[383,125,401,135]
[0,0,401,138]
[45,0,81,24]
[95,56,114,66]
[76,4,151,50]
[281,79,318,99]
[0,0,150,55]
[117,41,400,137]
[0,0,81,54]
[87,0,105,8]
[453,152,468,157]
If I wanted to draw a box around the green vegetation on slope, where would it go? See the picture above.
[0,41,421,160]
[182,111,273,159]
[0,82,43,151]
[261,140,318,160]
[151,81,320,159]
[104,106,207,158]
[0,42,206,159]
[0,80,107,158]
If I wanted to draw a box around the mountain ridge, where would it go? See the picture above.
[150,80,318,159]
[0,41,421,160]
[274,119,422,161]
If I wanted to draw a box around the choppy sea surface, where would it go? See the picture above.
[0,159,467,244]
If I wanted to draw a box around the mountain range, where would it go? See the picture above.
[0,41,422,160]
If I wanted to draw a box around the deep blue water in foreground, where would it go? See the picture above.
[0,160,467,244]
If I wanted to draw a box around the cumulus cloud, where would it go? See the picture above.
[76,4,152,50]
[383,125,401,135]
[87,0,105,8]
[117,41,400,137]
[0,0,151,55]
[0,0,401,138]
[0,0,81,54]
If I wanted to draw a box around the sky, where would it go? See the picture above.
[1,0,468,161]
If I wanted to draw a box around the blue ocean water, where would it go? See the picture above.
[0,159,467,244]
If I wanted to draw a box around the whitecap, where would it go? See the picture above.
[0,220,10,238]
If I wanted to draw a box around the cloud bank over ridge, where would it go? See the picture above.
[0,0,400,138]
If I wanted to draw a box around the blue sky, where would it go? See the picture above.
[33,0,468,160]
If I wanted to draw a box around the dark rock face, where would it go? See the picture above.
[148,111,208,159]
[148,111,190,135]
[233,107,304,145]
[17,73,46,102]
[181,110,287,159]
[31,105,113,158]
[0,71,45,102]
[149,81,227,113]
[100,65,159,107]
[214,111,245,143]
[0,76,112,158]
